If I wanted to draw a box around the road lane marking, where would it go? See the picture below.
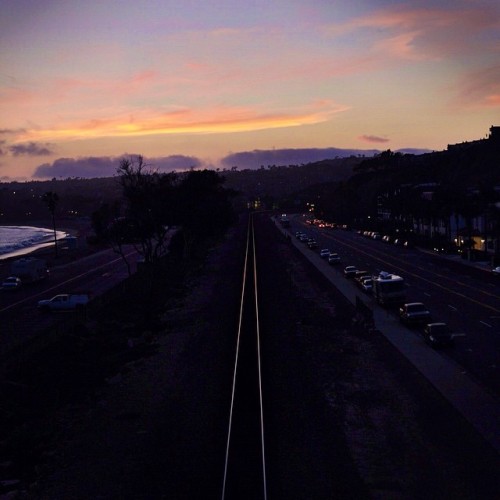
[480,321,493,328]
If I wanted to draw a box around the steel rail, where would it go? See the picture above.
[251,215,268,500]
[221,214,267,499]
[221,219,250,499]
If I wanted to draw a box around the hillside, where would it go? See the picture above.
[0,129,498,225]
[222,156,362,207]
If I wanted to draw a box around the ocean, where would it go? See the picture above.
[0,226,68,260]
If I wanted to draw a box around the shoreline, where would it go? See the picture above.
[0,219,99,269]
[0,228,70,262]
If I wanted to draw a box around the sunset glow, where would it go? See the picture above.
[1,0,498,179]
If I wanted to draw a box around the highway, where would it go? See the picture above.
[0,246,139,359]
[287,215,500,398]
[278,215,500,454]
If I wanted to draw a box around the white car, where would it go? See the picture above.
[492,267,500,275]
[320,249,330,258]
[2,276,22,290]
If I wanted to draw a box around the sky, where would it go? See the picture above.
[1,0,499,180]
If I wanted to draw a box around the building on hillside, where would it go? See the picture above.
[489,125,500,143]
[377,183,500,260]
[447,125,499,151]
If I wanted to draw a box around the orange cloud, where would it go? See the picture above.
[485,94,500,107]
[14,101,349,142]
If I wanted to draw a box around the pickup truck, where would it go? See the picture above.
[38,293,90,312]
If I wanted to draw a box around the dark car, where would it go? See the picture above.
[360,277,372,293]
[328,252,341,265]
[343,266,358,278]
[399,302,432,325]
[354,270,369,284]
[307,239,318,249]
[1,276,22,290]
[423,322,454,347]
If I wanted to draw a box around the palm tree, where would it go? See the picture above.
[42,191,59,257]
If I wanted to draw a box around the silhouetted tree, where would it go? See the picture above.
[91,202,118,241]
[175,170,236,259]
[117,155,176,265]
[41,191,59,257]
[106,216,136,276]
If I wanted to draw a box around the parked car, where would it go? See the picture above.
[343,266,358,278]
[360,278,373,293]
[320,249,330,258]
[9,257,48,283]
[1,276,22,290]
[307,239,318,249]
[328,253,341,264]
[399,302,432,325]
[423,322,454,347]
[354,270,369,284]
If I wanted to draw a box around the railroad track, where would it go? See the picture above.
[222,214,268,499]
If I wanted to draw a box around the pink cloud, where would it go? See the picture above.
[0,69,170,129]
[343,5,498,35]
[452,64,500,109]
[373,30,429,61]
[0,86,36,106]
[359,135,390,144]
[50,69,160,101]
[326,4,500,60]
